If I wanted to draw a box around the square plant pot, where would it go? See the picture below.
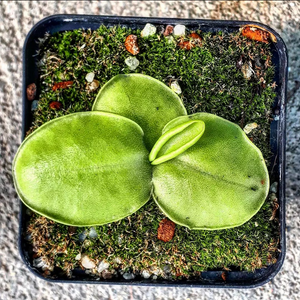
[19,14,287,287]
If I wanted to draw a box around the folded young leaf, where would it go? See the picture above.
[13,112,152,226]
[152,113,269,230]
[92,74,187,150]
[149,120,205,165]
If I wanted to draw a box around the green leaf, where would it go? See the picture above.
[92,74,187,150]
[149,120,205,165]
[152,113,269,230]
[13,112,152,226]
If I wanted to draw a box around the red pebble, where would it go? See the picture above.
[26,83,37,101]
[178,33,202,50]
[163,25,174,36]
[125,34,140,55]
[52,81,73,91]
[157,218,176,242]
[241,26,269,43]
[49,101,62,109]
[189,32,202,41]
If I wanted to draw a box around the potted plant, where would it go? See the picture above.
[16,15,287,287]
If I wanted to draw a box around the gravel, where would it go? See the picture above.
[1,1,299,299]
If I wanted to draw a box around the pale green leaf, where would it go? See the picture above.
[92,74,187,150]
[149,120,205,165]
[152,113,269,230]
[13,112,152,226]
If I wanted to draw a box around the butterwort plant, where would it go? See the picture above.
[13,74,269,230]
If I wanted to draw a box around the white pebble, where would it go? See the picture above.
[31,100,39,111]
[170,81,182,94]
[270,182,278,193]
[97,260,110,273]
[123,272,135,280]
[173,24,186,36]
[75,253,81,260]
[88,80,100,91]
[150,266,161,275]
[81,255,96,269]
[85,72,95,83]
[141,23,157,37]
[141,270,151,279]
[241,62,254,80]
[243,122,258,134]
[33,257,53,271]
[125,56,139,71]
[89,227,98,239]
[78,230,88,242]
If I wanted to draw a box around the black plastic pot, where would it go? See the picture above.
[20,14,287,287]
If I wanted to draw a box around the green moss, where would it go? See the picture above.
[26,25,279,279]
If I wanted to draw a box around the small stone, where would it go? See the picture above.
[170,81,182,94]
[164,25,174,36]
[241,26,270,43]
[163,265,172,274]
[270,182,278,193]
[33,257,53,271]
[75,253,81,260]
[68,226,77,234]
[125,34,139,55]
[26,83,37,101]
[123,272,135,280]
[157,218,176,242]
[173,25,186,36]
[189,32,202,42]
[78,230,88,242]
[85,72,95,83]
[118,235,123,244]
[102,269,114,279]
[243,122,258,134]
[141,270,151,279]
[150,266,161,275]
[88,80,100,91]
[88,227,98,239]
[255,222,259,227]
[81,255,96,269]
[141,23,157,37]
[97,260,110,273]
[52,81,73,91]
[241,62,254,80]
[49,101,62,110]
[31,100,39,111]
[125,56,139,71]
[152,275,158,280]
[178,40,193,50]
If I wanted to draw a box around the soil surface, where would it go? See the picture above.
[1,1,299,299]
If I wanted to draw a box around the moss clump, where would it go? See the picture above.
[26,25,279,279]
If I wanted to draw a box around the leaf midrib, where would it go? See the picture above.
[174,158,258,191]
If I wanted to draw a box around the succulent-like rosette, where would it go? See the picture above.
[13,74,269,229]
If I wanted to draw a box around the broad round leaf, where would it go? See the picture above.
[13,112,152,226]
[92,74,187,150]
[152,113,269,230]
